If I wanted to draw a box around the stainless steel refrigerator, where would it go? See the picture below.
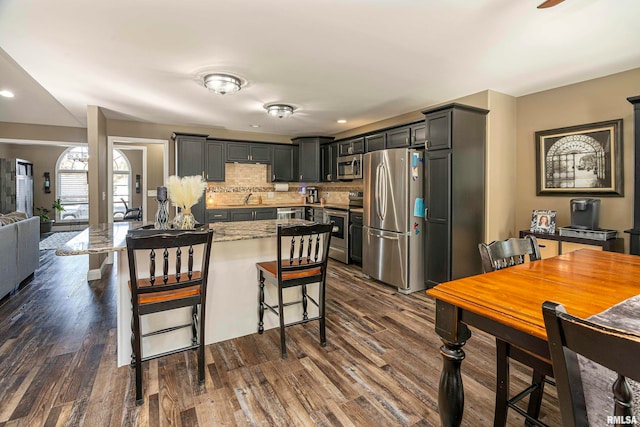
[363,148,424,294]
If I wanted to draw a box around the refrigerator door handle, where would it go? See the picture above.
[375,164,383,221]
[366,229,400,240]
[380,162,387,220]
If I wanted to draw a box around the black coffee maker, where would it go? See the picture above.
[570,198,600,230]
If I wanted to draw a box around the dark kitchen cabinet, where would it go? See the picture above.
[271,145,298,182]
[206,209,229,223]
[422,103,488,288]
[205,140,225,181]
[230,207,277,221]
[226,142,271,163]
[365,133,385,152]
[425,109,453,151]
[338,137,364,156]
[254,208,277,220]
[292,136,333,182]
[349,212,363,265]
[386,126,411,149]
[321,142,339,182]
[174,132,210,224]
[410,122,426,146]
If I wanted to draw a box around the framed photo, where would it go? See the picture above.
[530,210,556,234]
[535,119,623,196]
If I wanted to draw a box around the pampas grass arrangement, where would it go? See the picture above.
[166,175,207,211]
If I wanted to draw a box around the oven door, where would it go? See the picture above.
[324,209,349,263]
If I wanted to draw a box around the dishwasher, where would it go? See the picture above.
[276,207,305,220]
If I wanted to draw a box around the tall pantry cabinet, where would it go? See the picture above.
[423,103,488,288]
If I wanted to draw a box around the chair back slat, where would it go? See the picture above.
[162,248,169,283]
[176,247,182,281]
[479,235,541,273]
[149,249,156,284]
[188,245,194,280]
[298,235,304,264]
[543,301,640,426]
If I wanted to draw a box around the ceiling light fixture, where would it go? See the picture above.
[203,73,242,95]
[265,104,294,119]
[337,119,347,124]
[0,90,15,98]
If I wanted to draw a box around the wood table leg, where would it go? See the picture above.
[439,340,467,426]
[434,300,472,427]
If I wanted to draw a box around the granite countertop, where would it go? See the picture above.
[207,202,353,210]
[56,218,313,256]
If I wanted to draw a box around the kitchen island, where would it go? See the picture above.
[57,219,316,367]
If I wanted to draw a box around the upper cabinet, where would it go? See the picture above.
[226,142,271,163]
[338,137,364,156]
[365,133,386,152]
[292,136,334,183]
[205,140,225,181]
[386,126,411,149]
[321,142,339,182]
[271,145,298,182]
[424,109,452,151]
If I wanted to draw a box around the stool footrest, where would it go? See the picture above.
[142,323,192,338]
[139,344,200,363]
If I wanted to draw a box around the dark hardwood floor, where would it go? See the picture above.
[0,250,561,426]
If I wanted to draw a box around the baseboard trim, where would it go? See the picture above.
[87,256,110,282]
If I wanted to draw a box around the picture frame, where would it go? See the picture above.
[535,119,623,196]
[530,210,557,234]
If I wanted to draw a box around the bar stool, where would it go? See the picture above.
[126,228,213,405]
[256,223,333,359]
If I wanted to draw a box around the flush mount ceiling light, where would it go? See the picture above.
[203,73,242,95]
[265,104,294,119]
[0,90,14,98]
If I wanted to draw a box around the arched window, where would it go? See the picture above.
[113,149,131,218]
[56,147,133,221]
[57,146,89,221]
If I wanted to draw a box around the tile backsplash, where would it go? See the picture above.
[206,163,362,207]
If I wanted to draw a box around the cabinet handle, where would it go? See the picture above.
[206,173,209,180]
[272,174,276,181]
[213,214,223,218]
[406,137,409,144]
[300,175,303,180]
[202,171,205,178]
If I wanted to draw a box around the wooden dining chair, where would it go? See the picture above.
[543,301,640,427]
[256,223,332,359]
[479,235,553,427]
[126,228,214,405]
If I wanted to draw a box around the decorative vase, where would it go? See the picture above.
[174,207,196,230]
[154,199,169,230]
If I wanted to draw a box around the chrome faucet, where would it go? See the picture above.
[243,193,253,205]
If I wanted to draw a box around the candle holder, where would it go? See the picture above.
[154,199,170,230]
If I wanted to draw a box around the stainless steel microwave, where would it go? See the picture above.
[337,154,363,180]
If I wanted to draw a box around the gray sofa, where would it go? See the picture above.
[0,215,39,300]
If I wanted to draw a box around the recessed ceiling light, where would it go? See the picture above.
[249,124,261,128]
[337,119,347,124]
[0,90,15,98]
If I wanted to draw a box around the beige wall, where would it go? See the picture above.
[0,121,86,143]
[0,142,11,157]
[515,67,640,252]
[486,90,517,242]
[4,144,69,215]
[87,106,108,271]
[119,148,143,210]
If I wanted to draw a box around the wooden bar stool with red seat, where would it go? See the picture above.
[126,228,213,405]
[257,223,333,359]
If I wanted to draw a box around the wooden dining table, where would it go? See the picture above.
[427,249,640,426]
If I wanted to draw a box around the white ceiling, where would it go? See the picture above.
[0,0,639,137]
